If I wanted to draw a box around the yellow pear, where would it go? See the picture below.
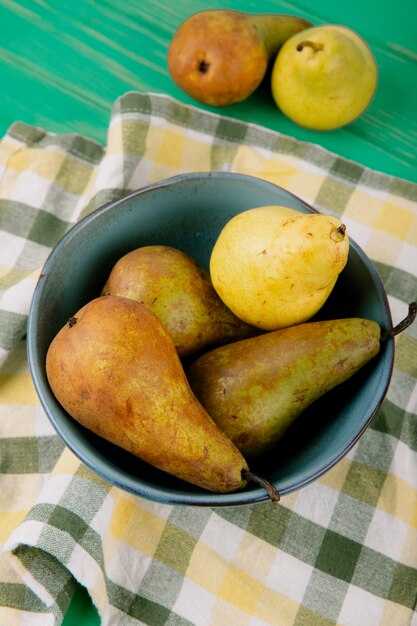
[271,24,378,130]
[209,205,349,330]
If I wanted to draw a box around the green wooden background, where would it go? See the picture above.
[1,1,416,624]
[1,0,417,184]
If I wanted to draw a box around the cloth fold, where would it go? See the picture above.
[0,92,416,626]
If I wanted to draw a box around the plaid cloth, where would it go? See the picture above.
[1,92,416,626]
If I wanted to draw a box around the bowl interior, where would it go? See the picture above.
[27,172,394,506]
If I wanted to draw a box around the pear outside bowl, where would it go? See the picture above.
[27,172,394,506]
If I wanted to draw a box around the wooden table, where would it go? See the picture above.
[1,1,416,623]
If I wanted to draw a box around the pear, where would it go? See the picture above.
[210,205,349,330]
[271,25,378,130]
[46,295,250,493]
[167,9,312,106]
[187,317,381,458]
[102,245,256,358]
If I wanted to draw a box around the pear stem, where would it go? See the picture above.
[380,301,417,342]
[296,40,323,53]
[331,223,347,242]
[243,470,281,503]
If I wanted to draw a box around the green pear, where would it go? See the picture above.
[168,9,312,106]
[210,205,349,330]
[271,24,378,130]
[102,245,256,358]
[46,295,249,493]
[187,317,381,458]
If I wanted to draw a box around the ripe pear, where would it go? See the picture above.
[271,24,378,130]
[210,205,349,330]
[101,245,256,358]
[46,295,249,493]
[187,317,381,458]
[168,9,312,106]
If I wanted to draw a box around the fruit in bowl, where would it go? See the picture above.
[100,244,255,358]
[209,205,349,330]
[27,173,400,506]
[45,295,251,495]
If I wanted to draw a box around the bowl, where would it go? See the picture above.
[27,172,394,506]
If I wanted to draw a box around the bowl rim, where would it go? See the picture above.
[27,171,395,506]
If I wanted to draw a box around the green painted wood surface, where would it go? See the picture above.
[1,1,415,624]
[1,0,417,183]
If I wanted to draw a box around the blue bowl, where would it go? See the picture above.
[27,172,394,506]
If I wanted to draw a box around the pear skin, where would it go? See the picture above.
[271,25,378,130]
[210,205,349,330]
[168,10,312,106]
[102,245,256,358]
[46,295,249,493]
[187,318,381,458]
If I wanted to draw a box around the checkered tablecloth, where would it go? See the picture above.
[0,92,416,626]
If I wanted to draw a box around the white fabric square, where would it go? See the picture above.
[33,474,73,506]
[200,513,245,562]
[68,543,102,589]
[0,273,38,314]
[338,584,384,626]
[0,231,26,267]
[397,242,417,277]
[95,154,125,191]
[364,507,409,561]
[388,296,412,340]
[5,519,45,552]
[106,541,152,593]
[389,439,417,489]
[173,577,216,626]
[266,551,313,604]
[11,171,51,208]
[293,482,339,527]
[35,404,57,436]
[90,494,115,534]
[22,611,55,626]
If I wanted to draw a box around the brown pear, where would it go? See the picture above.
[102,245,256,358]
[167,9,312,106]
[187,317,382,458]
[46,295,249,493]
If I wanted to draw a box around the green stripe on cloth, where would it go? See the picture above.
[8,122,104,164]
[0,436,64,473]
[106,579,193,626]
[10,545,77,622]
[0,201,69,245]
[373,262,417,305]
[0,311,28,351]
[0,582,47,612]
